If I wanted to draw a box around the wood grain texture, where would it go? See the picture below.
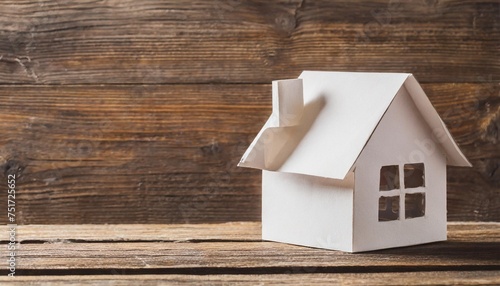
[16,240,494,269]
[0,83,498,224]
[15,241,496,270]
[0,0,497,84]
[2,222,263,242]
[0,272,499,285]
[0,0,498,225]
[0,222,495,242]
[0,223,497,275]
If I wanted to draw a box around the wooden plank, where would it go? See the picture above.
[0,222,496,243]
[15,242,493,270]
[0,83,498,224]
[0,223,497,271]
[2,222,262,242]
[0,272,499,285]
[0,0,497,84]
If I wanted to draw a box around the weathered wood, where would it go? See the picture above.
[0,0,497,84]
[0,272,499,285]
[0,2,496,282]
[0,222,495,243]
[0,83,498,224]
[15,241,496,270]
[1,222,262,242]
[0,223,497,273]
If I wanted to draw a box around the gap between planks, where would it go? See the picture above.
[0,272,499,285]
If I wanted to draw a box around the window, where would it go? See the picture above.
[378,163,426,222]
[405,193,425,219]
[380,165,399,191]
[379,196,399,221]
[404,163,425,188]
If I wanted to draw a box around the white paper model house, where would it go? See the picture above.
[238,71,471,252]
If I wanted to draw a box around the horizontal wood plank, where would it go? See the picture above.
[0,0,497,84]
[3,222,262,242]
[0,83,498,224]
[0,222,496,243]
[0,272,499,285]
[13,241,498,270]
[0,223,497,273]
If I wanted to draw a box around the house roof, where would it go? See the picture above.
[238,71,471,180]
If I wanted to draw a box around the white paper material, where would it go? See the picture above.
[352,86,447,252]
[238,71,471,252]
[239,71,470,180]
[272,79,304,127]
[262,170,354,252]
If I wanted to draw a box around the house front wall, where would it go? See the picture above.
[352,86,447,252]
[262,170,354,252]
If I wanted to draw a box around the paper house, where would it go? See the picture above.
[238,71,471,252]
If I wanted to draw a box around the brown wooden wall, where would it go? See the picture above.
[0,0,498,224]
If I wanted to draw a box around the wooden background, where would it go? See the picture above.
[0,0,498,224]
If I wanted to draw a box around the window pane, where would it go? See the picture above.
[405,193,425,219]
[404,163,425,188]
[379,196,399,221]
[380,165,400,191]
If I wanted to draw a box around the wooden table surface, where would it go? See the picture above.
[0,1,498,284]
[0,222,499,285]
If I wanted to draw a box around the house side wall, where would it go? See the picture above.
[352,86,447,252]
[262,170,354,252]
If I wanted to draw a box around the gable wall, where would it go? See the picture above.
[352,86,447,252]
